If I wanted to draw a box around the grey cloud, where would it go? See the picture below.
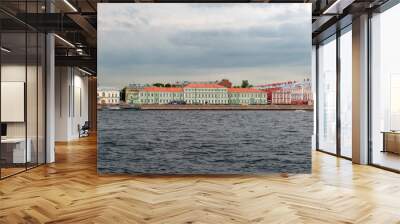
[99,25,310,68]
[98,4,311,88]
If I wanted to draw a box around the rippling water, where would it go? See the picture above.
[98,110,313,174]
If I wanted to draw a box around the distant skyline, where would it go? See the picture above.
[98,3,311,88]
[98,78,310,89]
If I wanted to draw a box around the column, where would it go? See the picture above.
[46,32,55,163]
[352,14,369,164]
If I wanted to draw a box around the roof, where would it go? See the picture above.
[143,87,183,92]
[184,83,226,89]
[263,87,283,93]
[227,88,264,93]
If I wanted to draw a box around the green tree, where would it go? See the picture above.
[165,83,172,87]
[153,83,164,87]
[241,80,249,88]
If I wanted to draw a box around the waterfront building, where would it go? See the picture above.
[97,87,120,105]
[123,88,140,104]
[122,84,145,104]
[290,80,313,105]
[258,79,313,105]
[136,82,268,105]
[183,83,228,104]
[227,88,266,105]
[272,89,292,105]
[264,87,282,104]
[139,87,184,104]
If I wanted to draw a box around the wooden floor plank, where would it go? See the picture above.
[0,134,400,223]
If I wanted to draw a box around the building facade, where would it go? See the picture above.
[126,80,312,105]
[97,88,120,105]
[183,83,228,104]
[124,88,140,104]
[290,79,313,105]
[122,84,145,104]
[228,88,266,105]
[257,79,313,105]
[139,87,183,104]
[136,84,267,105]
[264,87,282,104]
[272,90,292,105]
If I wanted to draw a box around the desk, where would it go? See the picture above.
[1,138,31,163]
[382,131,400,154]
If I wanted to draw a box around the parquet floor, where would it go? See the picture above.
[1,134,400,223]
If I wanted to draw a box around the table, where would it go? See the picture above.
[1,138,31,163]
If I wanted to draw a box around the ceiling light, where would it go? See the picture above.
[78,67,93,76]
[76,48,85,55]
[54,34,75,48]
[1,47,11,53]
[63,0,78,12]
[323,0,355,15]
[323,0,341,14]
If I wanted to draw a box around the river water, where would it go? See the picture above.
[98,110,313,174]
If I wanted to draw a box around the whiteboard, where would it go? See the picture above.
[1,82,25,122]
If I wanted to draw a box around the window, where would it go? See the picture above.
[370,4,400,171]
[340,27,352,158]
[317,35,337,154]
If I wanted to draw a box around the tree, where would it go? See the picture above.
[153,83,164,87]
[165,83,172,87]
[241,80,249,88]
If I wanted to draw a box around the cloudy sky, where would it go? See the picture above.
[98,3,311,88]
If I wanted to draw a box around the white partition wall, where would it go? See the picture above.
[0,63,28,177]
[55,67,89,141]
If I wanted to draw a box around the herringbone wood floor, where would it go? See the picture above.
[1,135,400,224]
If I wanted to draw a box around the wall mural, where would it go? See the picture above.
[97,3,313,174]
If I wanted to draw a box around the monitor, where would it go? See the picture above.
[1,123,7,137]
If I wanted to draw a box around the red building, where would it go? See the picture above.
[218,79,232,88]
[263,87,282,104]
[259,79,313,105]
